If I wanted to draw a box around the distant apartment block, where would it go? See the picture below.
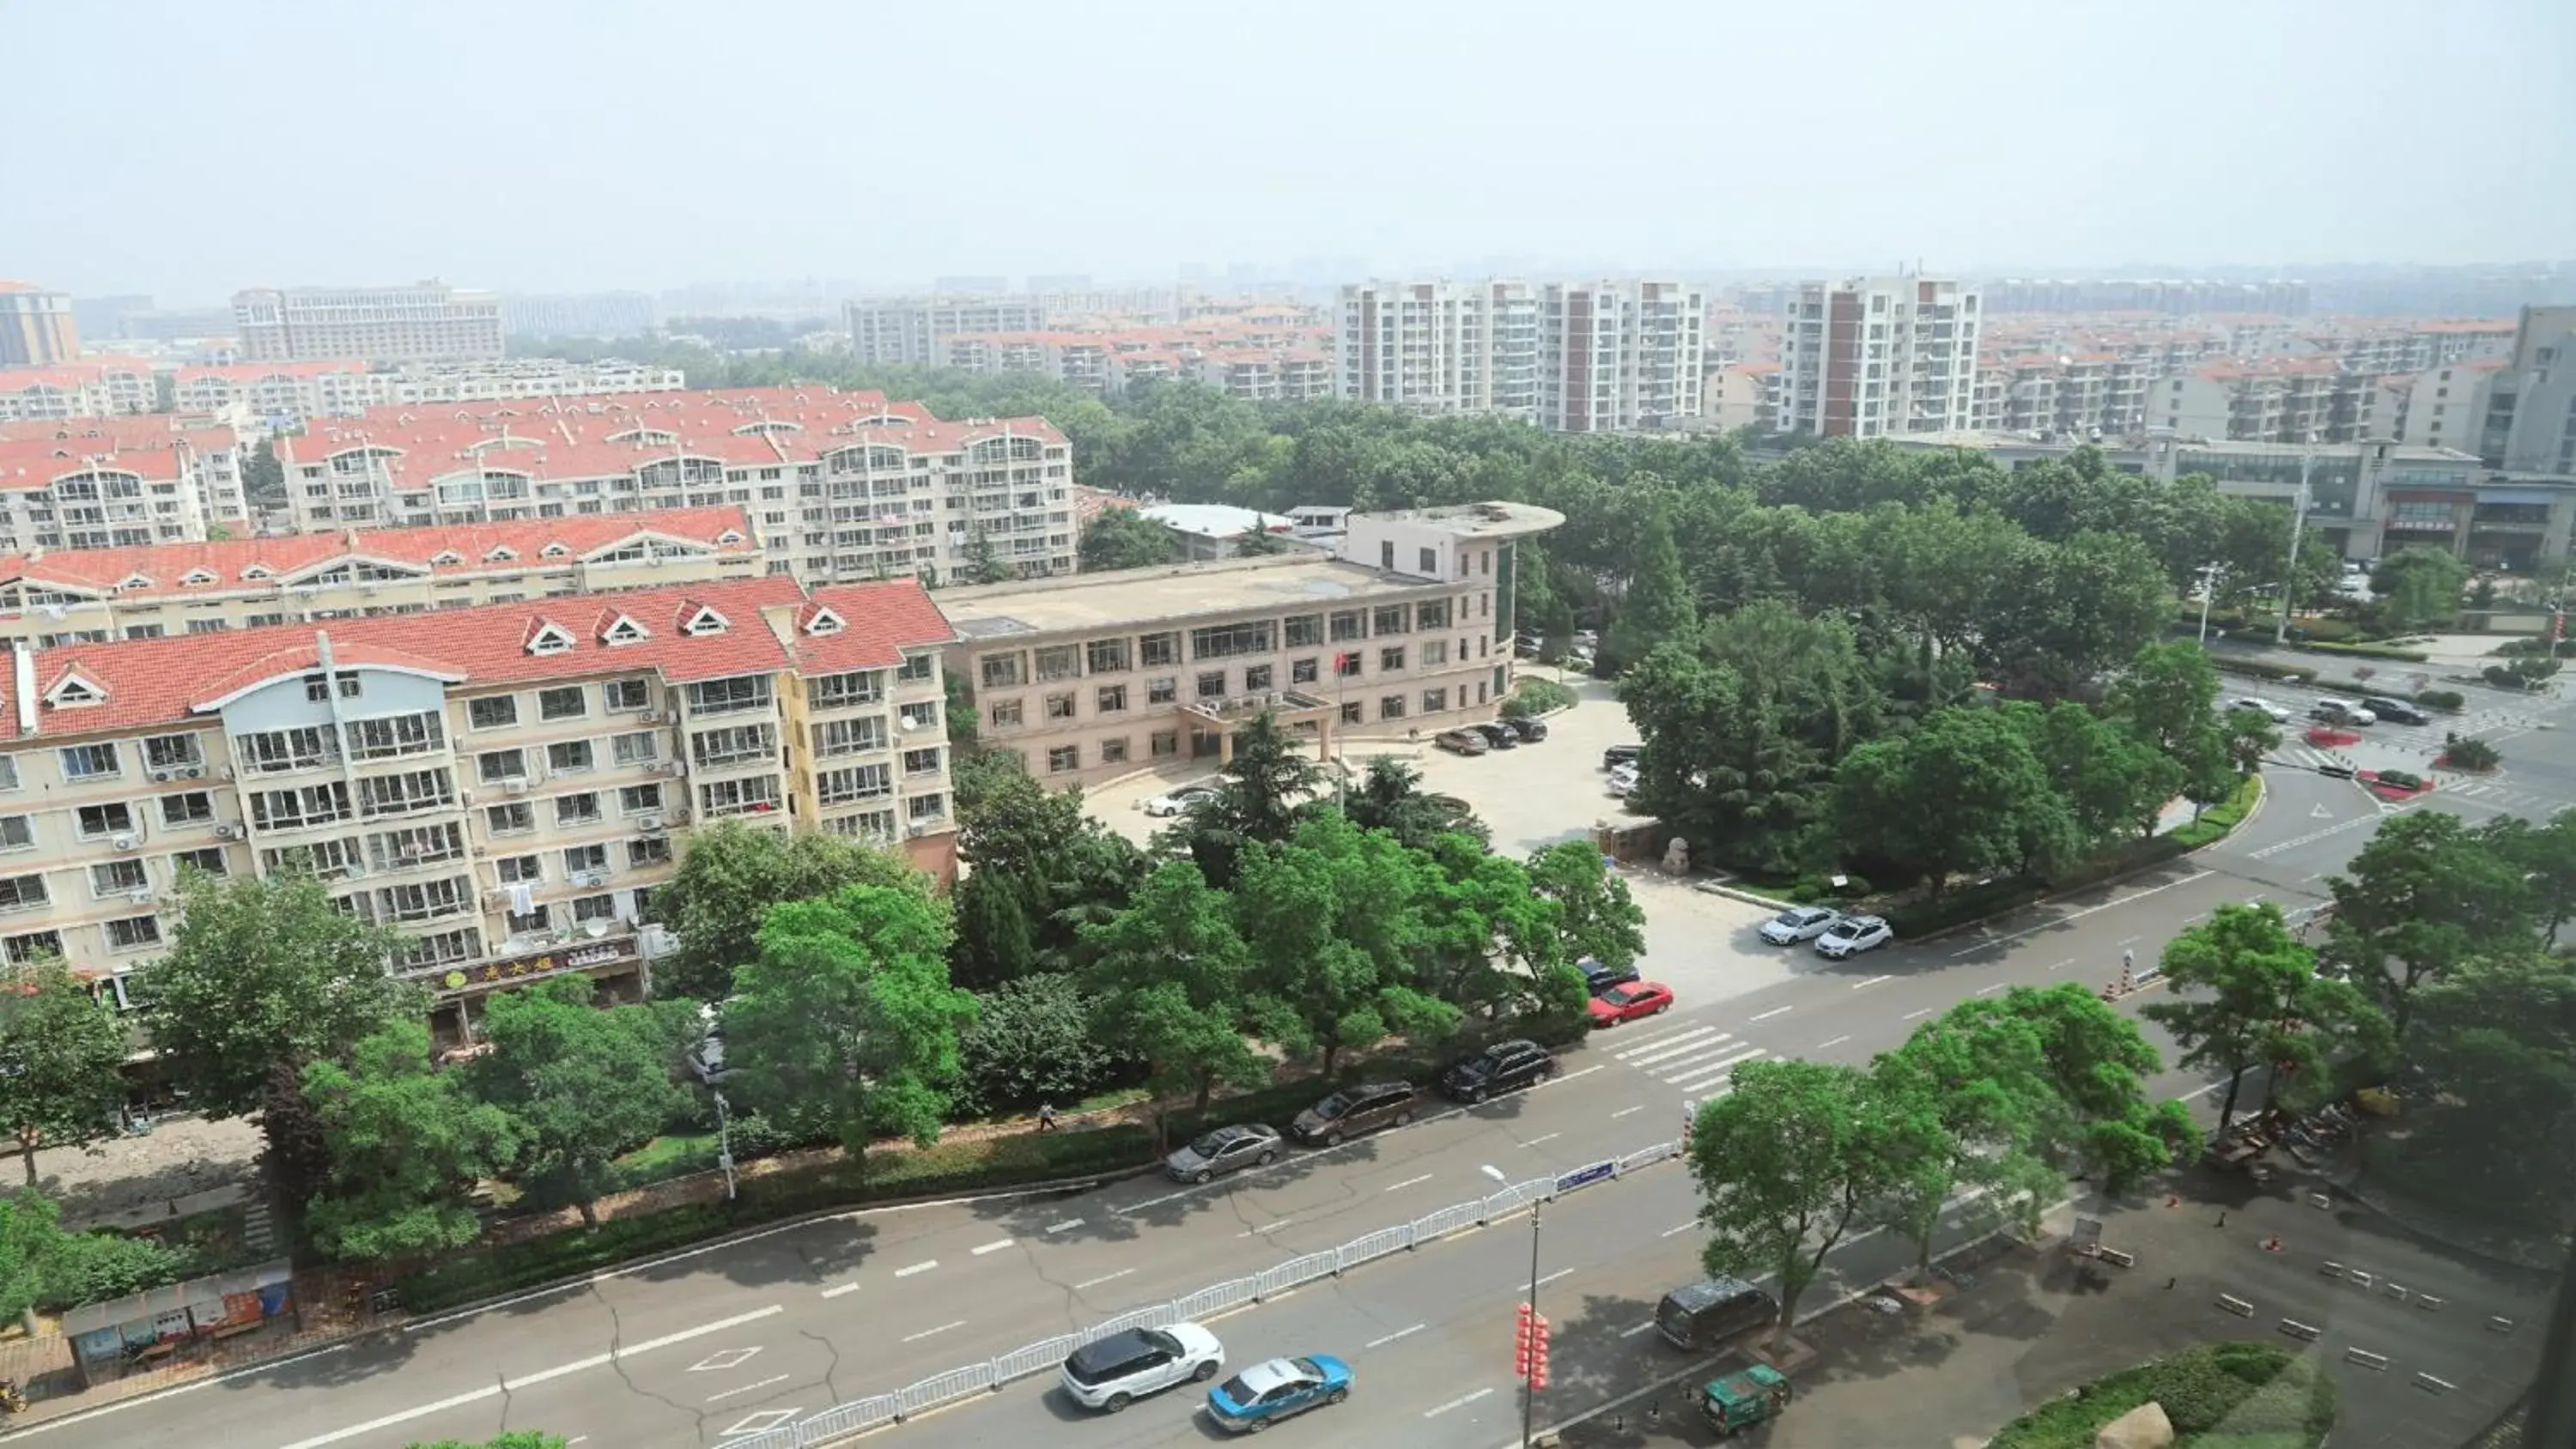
[272,386,1077,583]
[1537,281,1705,433]
[1335,281,1541,420]
[937,318,1333,403]
[1984,278,2312,316]
[2482,306,2576,476]
[0,283,80,367]
[2156,359,2366,445]
[847,294,1048,365]
[0,360,161,422]
[0,506,763,647]
[501,292,659,341]
[168,359,686,427]
[1702,364,1782,432]
[1777,276,1982,438]
[234,282,506,363]
[0,417,250,551]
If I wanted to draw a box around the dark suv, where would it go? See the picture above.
[1287,1082,1419,1147]
[2361,695,2431,726]
[1438,1040,1556,1103]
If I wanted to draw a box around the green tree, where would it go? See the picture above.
[2325,812,2533,1042]
[2401,953,2576,1228]
[1083,861,1268,1144]
[953,973,1123,1117]
[0,1187,61,1327]
[952,754,1147,979]
[2222,706,2283,776]
[2003,702,2179,846]
[1077,506,1179,572]
[2145,904,2391,1136]
[0,959,131,1189]
[1236,815,1455,1076]
[139,870,423,1200]
[1970,984,2200,1190]
[1606,504,1697,670]
[1233,525,1288,557]
[1985,530,2172,695]
[1525,840,1648,976]
[1162,710,1324,886]
[724,884,977,1162]
[1687,1059,1892,1352]
[959,528,1012,585]
[1866,1031,2057,1278]
[2369,546,2469,632]
[242,439,286,507]
[1832,706,2075,892]
[1341,756,1491,852]
[652,822,925,1002]
[301,1022,521,1260]
[2110,640,2221,760]
[468,979,683,1228]
[404,1435,571,1449]
[2478,810,2576,948]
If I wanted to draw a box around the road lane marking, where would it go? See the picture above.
[1367,1324,1427,1349]
[1613,1023,1725,1058]
[690,1347,763,1372]
[1903,1007,1935,1020]
[1046,1217,1085,1233]
[901,1320,967,1343]
[1661,1221,1698,1237]
[971,1239,1015,1256]
[1974,983,2006,995]
[1947,870,2214,953]
[720,1409,798,1438]
[1749,1005,1793,1022]
[1425,1387,1496,1417]
[819,1282,860,1299]
[2118,936,2140,946]
[1536,1268,1575,1288]
[1665,1046,1766,1089]
[1535,1063,1605,1089]
[1619,1321,1658,1338]
[1620,1030,1735,1067]
[894,1260,939,1277]
[1815,1034,1852,1050]
[1609,1021,1725,1052]
[1386,1173,1434,1191]
[1237,1218,1296,1237]
[1609,1105,1645,1119]
[1852,974,1892,990]
[1522,1132,1561,1148]
[1073,1268,1134,1291]
[706,1373,793,1404]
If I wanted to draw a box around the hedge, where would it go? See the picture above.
[1501,677,1578,718]
[1882,776,2258,937]
[2417,688,2465,712]
[2212,658,2316,686]
[1987,1341,2336,1449]
[2291,639,2429,663]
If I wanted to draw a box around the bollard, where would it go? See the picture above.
[2216,1294,2254,1317]
[2416,1295,2444,1312]
[2344,1348,2390,1371]
[2348,1270,2375,1288]
[2383,1282,2409,1300]
[2488,1316,2515,1334]
[2280,1319,2321,1342]
[2415,1373,2457,1396]
[2318,1261,2345,1277]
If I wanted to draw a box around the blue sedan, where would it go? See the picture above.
[1206,1354,1352,1433]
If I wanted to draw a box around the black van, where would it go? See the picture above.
[1655,1277,1779,1351]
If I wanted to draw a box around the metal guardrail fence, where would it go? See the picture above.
[771,1142,1672,1446]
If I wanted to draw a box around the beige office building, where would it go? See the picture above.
[939,503,1563,789]
[234,282,506,363]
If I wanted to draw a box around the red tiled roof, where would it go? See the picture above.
[0,415,234,452]
[0,572,947,742]
[0,437,185,490]
[0,506,761,602]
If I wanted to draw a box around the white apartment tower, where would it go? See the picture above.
[1777,276,1982,438]
[1536,281,1705,433]
[233,283,506,364]
[847,295,1051,366]
[1334,281,1540,419]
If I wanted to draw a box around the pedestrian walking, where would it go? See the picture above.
[2122,947,2136,974]
[1036,1102,1058,1132]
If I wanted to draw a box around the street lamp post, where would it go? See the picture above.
[2275,449,2315,646]
[1484,1164,1544,1449]
[2195,562,2225,644]
[713,1089,738,1202]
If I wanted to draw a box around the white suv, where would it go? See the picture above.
[1060,1323,1225,1412]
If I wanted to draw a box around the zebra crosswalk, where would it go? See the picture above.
[1604,1021,1770,1096]
[2433,778,2573,815]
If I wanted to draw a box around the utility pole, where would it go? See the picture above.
[713,1089,738,1202]
[2275,448,2314,646]
[2196,562,2225,643]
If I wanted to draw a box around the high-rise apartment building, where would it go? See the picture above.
[1777,276,1982,438]
[0,283,80,367]
[2482,306,2576,476]
[847,294,1049,365]
[233,282,506,363]
[1536,281,1705,433]
[1334,281,1540,420]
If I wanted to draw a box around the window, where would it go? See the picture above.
[1291,658,1319,684]
[619,783,664,815]
[497,854,544,884]
[368,822,464,870]
[806,670,884,709]
[629,837,673,868]
[1419,547,1438,574]
[902,747,943,777]
[77,803,134,838]
[562,844,610,876]
[398,928,482,972]
[1084,638,1130,674]
[690,724,775,767]
[91,859,149,895]
[1328,610,1365,642]
[0,876,47,913]
[1096,684,1128,713]
[469,696,519,730]
[1335,652,1363,679]
[1422,687,1449,712]
[1148,677,1177,705]
[987,698,1024,728]
[554,792,604,827]
[1139,632,1179,668]
[899,700,939,732]
[1417,598,1452,629]
[506,904,552,936]
[105,916,162,952]
[1189,621,1274,659]
[344,712,443,761]
[538,686,587,721]
[604,677,653,712]
[1035,645,1079,682]
[1373,604,1410,635]
[0,757,16,791]
[1380,695,1407,720]
[486,802,535,834]
[357,768,453,817]
[159,791,214,827]
[895,653,935,683]
[171,846,226,876]
[698,775,784,818]
[236,725,338,773]
[572,894,618,924]
[1150,731,1179,758]
[1340,701,1362,724]
[1037,692,1073,721]
[0,816,27,852]
[58,743,119,780]
[980,652,1026,688]
[3,930,62,963]
[144,734,203,771]
[1100,737,1129,765]
[907,793,946,823]
[611,731,659,766]
[1379,646,1406,673]
[1421,640,1449,667]
[477,749,529,785]
[686,676,771,715]
[1046,744,1081,774]
[1196,670,1227,700]
[548,740,594,773]
[1284,614,1323,647]
[1243,665,1273,693]
[817,763,891,804]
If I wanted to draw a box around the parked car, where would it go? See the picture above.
[2362,695,2431,726]
[1060,1323,1226,1412]
[1607,764,1640,797]
[1656,1278,1780,1352]
[1144,784,1220,817]
[2311,698,2377,726]
[1504,717,1549,743]
[1163,1124,1285,1184]
[1437,1040,1557,1101]
[1469,722,1520,750]
[1602,743,1643,770]
[2228,696,2292,724]
[1579,956,1642,993]
[1435,729,1490,756]
[1588,980,1675,1027]
[1286,1082,1419,1147]
[1758,906,1842,946]
[1206,1355,1352,1434]
[1813,915,1894,960]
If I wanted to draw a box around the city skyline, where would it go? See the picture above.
[6,0,2570,303]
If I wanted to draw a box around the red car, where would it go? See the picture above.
[1588,980,1674,1027]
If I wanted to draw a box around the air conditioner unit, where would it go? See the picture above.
[659,761,682,776]
[111,833,139,852]
[470,845,488,856]
[636,813,665,832]
[906,824,928,838]
[213,823,242,840]
[129,888,155,905]
[219,764,235,779]
[502,778,528,794]
[149,768,174,783]
[181,765,204,779]
[459,789,475,805]
[572,870,609,888]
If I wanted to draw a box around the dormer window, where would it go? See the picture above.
[600,613,650,646]
[429,549,464,566]
[116,573,154,591]
[681,606,729,637]
[46,672,107,708]
[526,621,576,656]
[485,546,518,562]
[241,565,272,580]
[540,543,570,558]
[715,529,745,545]
[804,607,845,637]
[179,568,217,585]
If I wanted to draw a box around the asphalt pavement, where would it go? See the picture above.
[29,680,2573,1449]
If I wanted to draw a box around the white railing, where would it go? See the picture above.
[784,1145,1674,1446]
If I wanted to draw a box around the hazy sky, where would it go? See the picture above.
[7,0,2571,303]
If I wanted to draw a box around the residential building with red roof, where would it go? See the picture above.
[0,357,161,422]
[0,506,764,647]
[0,572,957,1037]
[273,386,1078,585]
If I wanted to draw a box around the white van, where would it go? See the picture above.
[2311,698,2377,726]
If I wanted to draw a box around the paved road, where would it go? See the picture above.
[33,700,2573,1449]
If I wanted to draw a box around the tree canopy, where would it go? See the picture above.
[0,959,131,1188]
[303,1022,521,1259]
[1078,506,1179,572]
[466,978,684,1228]
[652,822,926,1002]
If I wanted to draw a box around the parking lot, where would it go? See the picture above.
[1081,678,1794,1009]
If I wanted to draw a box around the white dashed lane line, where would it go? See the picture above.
[1073,1268,1134,1291]
[901,1320,967,1343]
[1046,1217,1085,1233]
[893,1260,938,1278]
[1385,1174,1434,1192]
[970,1239,1015,1256]
[1425,1387,1496,1417]
[1749,1005,1793,1022]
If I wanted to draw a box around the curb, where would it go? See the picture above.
[1693,880,1797,911]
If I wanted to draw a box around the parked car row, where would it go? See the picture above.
[1060,1321,1352,1433]
[1162,1039,1570,1185]
[1755,906,1896,959]
[1434,718,1550,755]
